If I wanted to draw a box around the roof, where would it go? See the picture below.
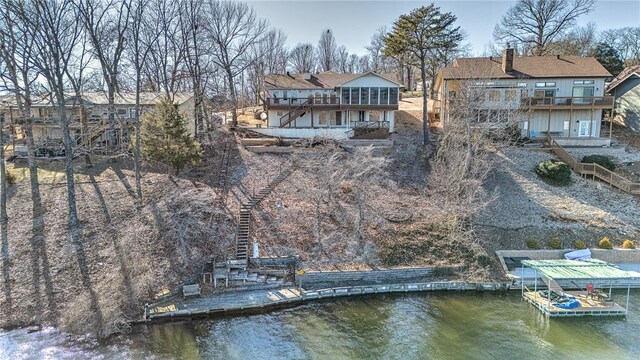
[521,259,638,280]
[439,55,611,81]
[0,92,193,107]
[606,65,640,92]
[265,71,403,90]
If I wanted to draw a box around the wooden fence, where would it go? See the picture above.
[547,137,640,195]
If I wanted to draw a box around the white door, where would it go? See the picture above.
[578,120,590,137]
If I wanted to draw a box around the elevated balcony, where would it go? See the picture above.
[521,96,614,110]
[265,97,398,111]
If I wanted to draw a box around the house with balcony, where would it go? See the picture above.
[259,71,403,140]
[0,92,195,156]
[607,65,640,132]
[432,48,614,146]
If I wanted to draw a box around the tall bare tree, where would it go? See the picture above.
[204,0,267,126]
[317,28,337,72]
[289,43,315,73]
[77,0,131,151]
[494,0,595,56]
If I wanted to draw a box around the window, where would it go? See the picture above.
[319,112,328,126]
[380,88,389,105]
[505,89,518,101]
[358,111,365,122]
[449,91,457,98]
[486,90,500,101]
[520,89,528,98]
[283,91,288,100]
[116,108,127,117]
[535,82,556,88]
[370,88,379,105]
[534,89,555,98]
[574,80,594,85]
[517,82,528,88]
[315,91,322,104]
[360,87,369,105]
[129,108,136,119]
[351,88,360,105]
[341,87,350,104]
[335,111,342,126]
[389,88,398,104]
[572,86,594,104]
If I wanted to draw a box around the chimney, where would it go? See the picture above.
[502,46,514,73]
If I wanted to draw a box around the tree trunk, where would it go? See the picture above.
[0,113,10,311]
[55,85,80,231]
[420,56,430,146]
[225,66,238,126]
[108,84,116,151]
[134,74,143,202]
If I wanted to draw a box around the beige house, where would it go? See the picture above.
[0,92,195,155]
[432,48,614,146]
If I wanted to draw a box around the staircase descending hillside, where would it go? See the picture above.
[235,168,294,261]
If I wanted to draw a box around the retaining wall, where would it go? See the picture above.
[295,267,441,289]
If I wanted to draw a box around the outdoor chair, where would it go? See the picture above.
[586,283,599,299]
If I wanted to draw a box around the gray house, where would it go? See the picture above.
[607,65,640,132]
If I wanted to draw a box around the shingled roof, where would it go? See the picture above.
[265,71,403,89]
[606,65,640,92]
[440,55,611,80]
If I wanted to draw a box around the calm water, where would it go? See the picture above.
[2,291,640,360]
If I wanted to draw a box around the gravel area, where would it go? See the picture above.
[566,147,640,164]
[475,148,640,247]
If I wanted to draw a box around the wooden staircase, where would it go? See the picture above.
[279,100,311,128]
[235,168,294,261]
[547,137,640,195]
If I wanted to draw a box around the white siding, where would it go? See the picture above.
[341,74,400,88]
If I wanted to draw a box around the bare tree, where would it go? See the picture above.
[367,26,395,73]
[494,0,595,56]
[289,43,315,73]
[600,27,640,66]
[335,45,349,73]
[317,28,337,72]
[346,53,359,74]
[204,0,268,126]
[77,0,131,151]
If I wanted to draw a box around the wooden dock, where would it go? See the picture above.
[523,291,627,317]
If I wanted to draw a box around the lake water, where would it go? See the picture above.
[2,291,640,359]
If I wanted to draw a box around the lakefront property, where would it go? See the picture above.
[432,47,615,146]
[259,71,403,140]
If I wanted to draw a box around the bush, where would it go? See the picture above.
[535,159,571,185]
[5,170,16,186]
[622,240,635,249]
[526,238,541,249]
[598,237,613,249]
[548,237,562,249]
[574,240,586,249]
[581,155,615,171]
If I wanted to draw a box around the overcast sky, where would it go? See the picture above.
[247,0,640,56]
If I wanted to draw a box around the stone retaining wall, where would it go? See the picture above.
[296,267,441,289]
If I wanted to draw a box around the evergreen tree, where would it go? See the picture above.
[140,97,203,175]
[384,4,462,146]
[593,42,624,77]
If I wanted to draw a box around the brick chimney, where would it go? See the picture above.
[502,46,514,73]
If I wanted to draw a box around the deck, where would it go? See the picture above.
[523,291,627,317]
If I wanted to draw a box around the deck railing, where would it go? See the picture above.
[547,137,640,195]
[522,96,614,109]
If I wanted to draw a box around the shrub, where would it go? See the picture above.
[581,155,615,171]
[598,237,613,249]
[526,238,541,249]
[574,240,586,249]
[535,159,571,185]
[622,240,635,249]
[548,237,562,249]
[5,170,16,186]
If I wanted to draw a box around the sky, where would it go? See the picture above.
[247,0,640,56]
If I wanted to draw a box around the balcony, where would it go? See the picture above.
[521,96,614,110]
[265,97,398,110]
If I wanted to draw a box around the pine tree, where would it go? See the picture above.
[593,42,624,77]
[140,97,203,175]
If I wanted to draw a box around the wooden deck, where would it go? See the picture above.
[523,291,627,317]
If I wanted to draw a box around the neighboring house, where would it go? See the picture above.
[432,48,614,146]
[607,65,640,132]
[0,92,195,155]
[260,71,403,140]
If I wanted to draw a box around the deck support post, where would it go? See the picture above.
[521,266,524,299]
[547,276,551,317]
[626,279,631,315]
[534,270,537,301]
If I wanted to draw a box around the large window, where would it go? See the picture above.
[389,88,398,104]
[486,90,500,101]
[361,87,369,105]
[351,88,360,105]
[505,89,518,101]
[534,89,555,98]
[572,86,594,104]
[341,87,350,104]
[370,88,379,105]
[380,88,389,105]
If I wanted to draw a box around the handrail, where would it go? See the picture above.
[522,96,614,108]
[547,137,640,194]
[279,100,311,127]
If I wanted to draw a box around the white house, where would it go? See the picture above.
[432,48,614,146]
[259,71,403,140]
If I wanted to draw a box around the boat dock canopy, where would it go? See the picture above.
[521,259,638,280]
